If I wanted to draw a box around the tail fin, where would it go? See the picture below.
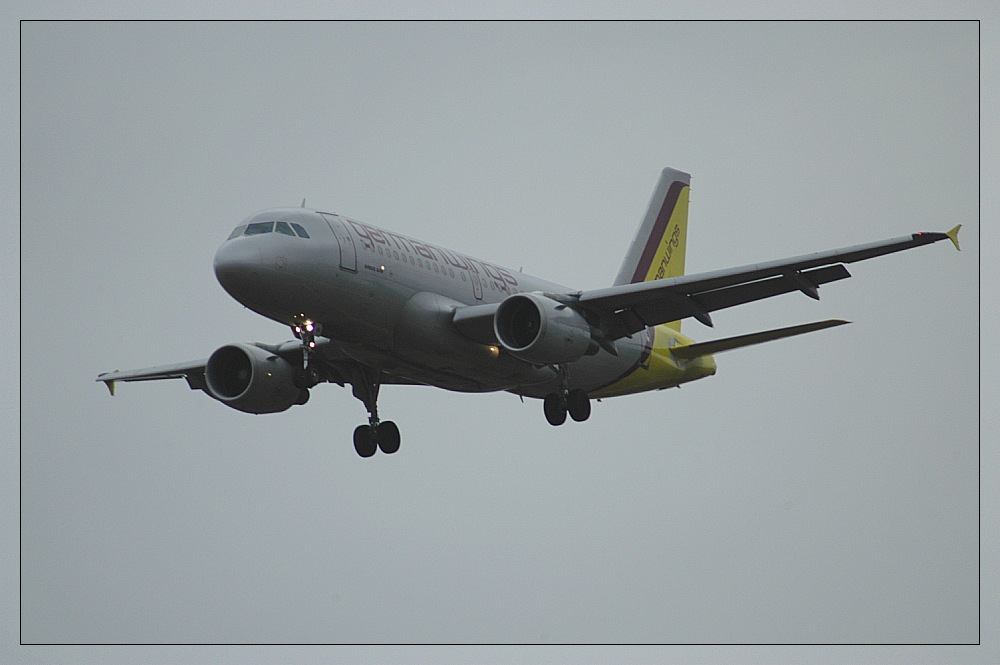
[614,167,691,330]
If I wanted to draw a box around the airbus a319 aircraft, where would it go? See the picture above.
[98,168,960,458]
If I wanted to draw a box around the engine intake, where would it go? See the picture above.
[205,343,307,414]
[494,293,597,365]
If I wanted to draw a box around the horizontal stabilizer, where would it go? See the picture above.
[670,319,850,360]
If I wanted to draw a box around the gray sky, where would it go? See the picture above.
[7,8,994,665]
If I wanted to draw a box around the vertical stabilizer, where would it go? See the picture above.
[614,167,691,330]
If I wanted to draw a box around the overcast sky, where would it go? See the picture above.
[7,8,995,665]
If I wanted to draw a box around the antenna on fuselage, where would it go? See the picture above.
[301,198,306,208]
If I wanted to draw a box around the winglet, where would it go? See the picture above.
[98,372,117,396]
[946,224,962,251]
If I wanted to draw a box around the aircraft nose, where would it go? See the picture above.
[214,239,262,297]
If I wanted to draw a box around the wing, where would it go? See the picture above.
[451,226,960,345]
[97,337,422,395]
[577,226,961,339]
[97,360,208,395]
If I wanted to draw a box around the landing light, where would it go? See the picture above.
[487,345,500,358]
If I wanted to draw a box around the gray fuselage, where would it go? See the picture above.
[213,207,673,398]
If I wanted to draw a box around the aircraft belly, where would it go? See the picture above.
[291,270,554,391]
[335,341,556,392]
[388,290,556,391]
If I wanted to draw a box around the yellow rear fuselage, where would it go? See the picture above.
[590,324,717,399]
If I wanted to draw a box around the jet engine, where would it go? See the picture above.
[494,293,598,365]
[205,343,308,414]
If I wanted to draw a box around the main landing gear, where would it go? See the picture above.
[348,366,400,458]
[542,366,591,426]
[543,389,591,426]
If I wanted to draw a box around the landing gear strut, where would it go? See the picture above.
[542,365,591,426]
[347,365,400,457]
[292,322,324,389]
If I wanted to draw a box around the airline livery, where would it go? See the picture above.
[98,168,961,457]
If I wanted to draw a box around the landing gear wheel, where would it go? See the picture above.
[543,393,567,426]
[377,421,401,454]
[353,425,377,458]
[567,389,591,422]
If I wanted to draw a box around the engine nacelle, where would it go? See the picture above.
[494,293,598,365]
[205,343,307,414]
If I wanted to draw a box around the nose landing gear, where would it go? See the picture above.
[292,322,324,389]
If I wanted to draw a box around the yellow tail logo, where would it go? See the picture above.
[615,169,691,331]
[640,184,689,284]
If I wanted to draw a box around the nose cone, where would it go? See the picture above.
[214,239,262,301]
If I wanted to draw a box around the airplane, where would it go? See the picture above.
[97,168,961,458]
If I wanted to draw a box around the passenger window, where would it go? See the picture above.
[228,225,247,240]
[394,251,400,260]
[290,223,310,238]
[461,272,467,282]
[275,221,295,236]
[245,222,274,235]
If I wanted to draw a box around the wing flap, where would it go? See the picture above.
[695,265,850,311]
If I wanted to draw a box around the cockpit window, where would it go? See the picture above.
[231,220,311,239]
[245,221,275,235]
